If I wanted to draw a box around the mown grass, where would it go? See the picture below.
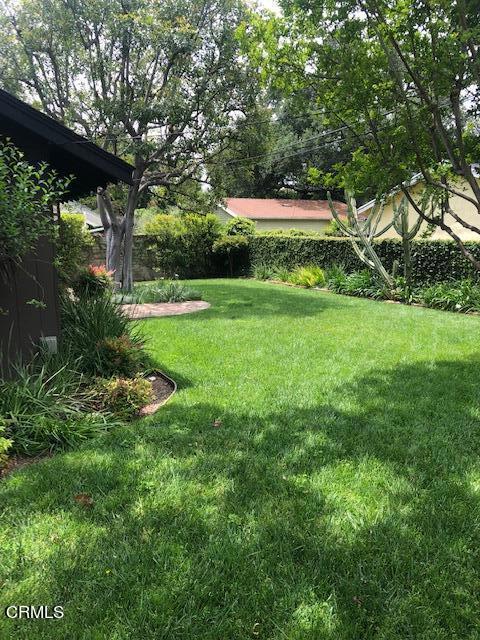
[1,279,480,639]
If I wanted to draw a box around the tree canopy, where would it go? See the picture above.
[0,0,259,288]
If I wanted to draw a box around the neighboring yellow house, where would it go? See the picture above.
[216,197,347,234]
[358,170,480,240]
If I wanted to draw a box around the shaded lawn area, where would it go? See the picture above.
[1,279,480,639]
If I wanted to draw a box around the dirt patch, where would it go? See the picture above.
[139,371,176,416]
[1,452,52,479]
[122,300,210,319]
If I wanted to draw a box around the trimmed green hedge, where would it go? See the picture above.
[249,235,480,285]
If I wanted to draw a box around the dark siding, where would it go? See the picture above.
[0,236,59,374]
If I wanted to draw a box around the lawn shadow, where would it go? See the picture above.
[2,356,480,638]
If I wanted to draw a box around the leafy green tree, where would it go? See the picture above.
[225,217,256,236]
[261,0,480,268]
[208,101,348,199]
[0,140,70,269]
[0,0,258,289]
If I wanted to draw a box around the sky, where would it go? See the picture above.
[251,0,281,14]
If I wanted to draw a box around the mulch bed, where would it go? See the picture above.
[139,371,176,416]
[1,452,52,479]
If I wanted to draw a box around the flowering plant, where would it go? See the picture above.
[73,264,113,298]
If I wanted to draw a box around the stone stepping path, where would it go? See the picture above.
[121,300,210,319]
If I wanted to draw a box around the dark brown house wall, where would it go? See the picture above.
[0,236,59,371]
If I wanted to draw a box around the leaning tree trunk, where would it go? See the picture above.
[97,187,125,288]
[121,174,141,292]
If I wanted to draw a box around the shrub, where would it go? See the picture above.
[96,335,145,378]
[225,217,256,236]
[288,265,326,288]
[94,377,153,418]
[182,213,223,277]
[145,212,222,277]
[417,280,480,312]
[0,140,71,266]
[60,295,147,376]
[55,213,94,285]
[144,214,186,276]
[0,424,12,469]
[116,280,202,304]
[324,219,342,237]
[213,235,249,276]
[249,235,480,286]
[73,264,113,298]
[0,361,113,455]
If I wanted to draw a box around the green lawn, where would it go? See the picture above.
[1,279,480,639]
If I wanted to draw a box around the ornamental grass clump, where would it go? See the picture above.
[60,294,148,377]
[0,361,115,455]
[288,265,325,288]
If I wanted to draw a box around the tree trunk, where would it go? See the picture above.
[106,221,125,286]
[121,174,141,292]
[97,187,125,289]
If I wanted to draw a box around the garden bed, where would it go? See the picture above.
[139,371,176,415]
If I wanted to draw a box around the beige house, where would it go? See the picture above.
[216,197,347,233]
[358,170,480,240]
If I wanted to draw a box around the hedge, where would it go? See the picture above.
[248,235,480,285]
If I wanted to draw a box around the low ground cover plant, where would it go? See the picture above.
[288,265,325,287]
[253,263,325,288]
[115,280,202,304]
[0,361,115,456]
[254,259,480,314]
[93,376,154,418]
[417,279,480,313]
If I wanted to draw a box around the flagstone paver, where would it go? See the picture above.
[121,300,210,319]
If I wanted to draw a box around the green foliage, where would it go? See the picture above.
[73,265,113,299]
[287,265,325,288]
[327,269,385,299]
[145,213,222,277]
[117,280,202,304]
[0,424,12,468]
[260,228,322,237]
[94,376,153,419]
[324,219,342,237]
[0,140,71,264]
[271,265,291,281]
[182,214,223,277]
[212,235,250,276]
[249,235,480,286]
[252,263,276,280]
[225,217,256,237]
[417,280,480,313]
[55,213,94,285]
[0,361,113,455]
[264,0,480,249]
[144,214,186,277]
[60,295,147,377]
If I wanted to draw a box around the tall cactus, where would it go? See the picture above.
[327,190,397,288]
[392,195,422,290]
